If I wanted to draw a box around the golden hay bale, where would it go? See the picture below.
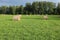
[43,15,48,20]
[26,15,29,16]
[13,15,21,21]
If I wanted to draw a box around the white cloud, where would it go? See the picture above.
[34,0,60,3]
[35,0,48,1]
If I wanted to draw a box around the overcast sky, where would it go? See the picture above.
[0,0,60,6]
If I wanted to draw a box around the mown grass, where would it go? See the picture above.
[0,15,60,40]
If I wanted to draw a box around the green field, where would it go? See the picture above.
[0,15,60,40]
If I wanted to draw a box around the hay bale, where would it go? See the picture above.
[43,15,48,20]
[26,15,29,16]
[13,15,21,21]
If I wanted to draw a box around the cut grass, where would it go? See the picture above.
[0,15,60,40]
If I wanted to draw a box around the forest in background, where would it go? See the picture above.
[0,1,60,15]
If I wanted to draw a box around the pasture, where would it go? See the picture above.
[0,15,60,40]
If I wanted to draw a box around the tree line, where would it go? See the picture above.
[0,1,60,15]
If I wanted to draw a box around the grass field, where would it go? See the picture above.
[0,15,60,40]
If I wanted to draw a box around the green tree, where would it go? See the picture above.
[47,2,56,15]
[0,6,7,14]
[25,3,32,15]
[32,2,39,14]
[8,6,16,15]
[57,3,60,15]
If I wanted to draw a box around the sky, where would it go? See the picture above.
[0,0,60,6]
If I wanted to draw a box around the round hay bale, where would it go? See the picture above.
[43,15,48,20]
[13,15,21,21]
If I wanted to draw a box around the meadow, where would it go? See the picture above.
[0,15,60,40]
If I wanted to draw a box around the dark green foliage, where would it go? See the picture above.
[0,1,60,15]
